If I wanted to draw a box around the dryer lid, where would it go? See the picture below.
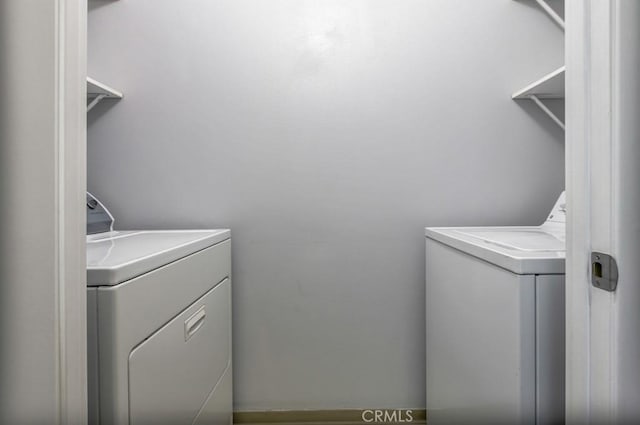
[86,229,230,286]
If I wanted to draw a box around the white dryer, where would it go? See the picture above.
[425,193,566,425]
[86,193,232,425]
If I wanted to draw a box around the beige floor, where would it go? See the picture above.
[234,409,427,425]
[238,423,427,425]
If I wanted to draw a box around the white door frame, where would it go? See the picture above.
[566,1,640,423]
[0,1,87,423]
[565,1,603,422]
[57,0,89,422]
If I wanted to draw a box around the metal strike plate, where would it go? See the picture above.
[591,252,618,292]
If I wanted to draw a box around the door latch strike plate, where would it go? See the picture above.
[591,252,618,292]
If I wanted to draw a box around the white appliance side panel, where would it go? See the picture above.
[129,278,231,425]
[193,362,233,425]
[426,238,536,425]
[535,274,566,425]
[87,288,100,425]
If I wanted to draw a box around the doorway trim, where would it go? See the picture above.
[55,0,88,422]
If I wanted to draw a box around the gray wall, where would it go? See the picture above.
[1,0,87,423]
[0,2,57,421]
[88,0,564,410]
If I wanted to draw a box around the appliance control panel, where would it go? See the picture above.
[546,191,566,224]
[86,192,114,234]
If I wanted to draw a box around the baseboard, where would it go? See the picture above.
[233,409,426,424]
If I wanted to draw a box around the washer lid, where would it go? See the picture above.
[86,229,230,286]
[425,224,565,275]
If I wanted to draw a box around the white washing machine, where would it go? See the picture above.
[425,193,566,425]
[86,193,232,425]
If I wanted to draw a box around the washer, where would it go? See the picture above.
[86,193,232,425]
[425,193,566,425]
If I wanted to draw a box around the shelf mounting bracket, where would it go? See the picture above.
[87,94,107,112]
[529,94,565,130]
[535,0,565,30]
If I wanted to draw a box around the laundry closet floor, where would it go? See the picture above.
[234,410,427,424]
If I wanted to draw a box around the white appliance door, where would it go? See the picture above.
[128,278,231,425]
[566,1,640,423]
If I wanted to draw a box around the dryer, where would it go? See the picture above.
[425,193,566,425]
[86,193,232,425]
